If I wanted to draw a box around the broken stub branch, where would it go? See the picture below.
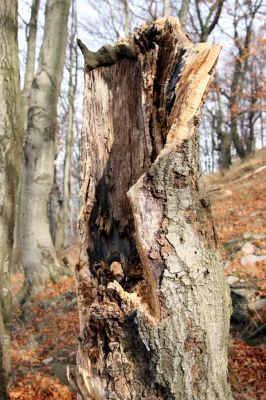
[75,17,232,400]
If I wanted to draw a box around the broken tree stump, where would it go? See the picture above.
[75,17,232,400]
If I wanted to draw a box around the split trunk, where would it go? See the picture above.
[75,17,232,400]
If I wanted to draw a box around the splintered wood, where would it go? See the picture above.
[76,17,232,400]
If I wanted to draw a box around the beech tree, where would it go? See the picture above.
[72,17,232,399]
[20,0,71,296]
[11,0,41,278]
[0,1,23,397]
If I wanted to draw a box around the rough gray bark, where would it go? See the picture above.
[20,0,71,295]
[75,17,232,400]
[0,1,22,397]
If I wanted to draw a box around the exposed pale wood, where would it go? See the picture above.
[76,17,232,400]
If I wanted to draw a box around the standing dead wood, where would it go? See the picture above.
[76,17,232,400]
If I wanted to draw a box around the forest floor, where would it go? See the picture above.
[8,148,266,400]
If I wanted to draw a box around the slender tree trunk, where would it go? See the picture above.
[260,111,264,147]
[20,0,71,295]
[12,0,40,277]
[195,0,225,42]
[219,132,232,171]
[246,94,256,154]
[163,0,170,16]
[63,0,78,248]
[55,200,64,249]
[230,119,245,159]
[49,178,63,248]
[123,0,131,37]
[63,89,75,248]
[0,1,22,397]
[229,59,245,157]
[229,14,255,160]
[74,17,232,400]
[216,90,231,171]
[178,0,189,31]
[22,0,40,129]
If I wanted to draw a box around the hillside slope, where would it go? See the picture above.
[205,148,266,399]
[9,149,266,399]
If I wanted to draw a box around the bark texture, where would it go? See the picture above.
[63,0,78,248]
[0,1,22,397]
[12,0,40,276]
[22,0,40,129]
[76,17,232,400]
[20,0,71,295]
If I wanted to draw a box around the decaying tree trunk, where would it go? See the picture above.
[0,1,22,397]
[75,17,232,400]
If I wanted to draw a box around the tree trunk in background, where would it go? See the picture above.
[12,0,40,276]
[20,0,71,296]
[49,179,63,249]
[0,1,22,397]
[195,0,225,42]
[63,0,78,248]
[123,0,130,37]
[75,17,232,400]
[246,97,256,154]
[229,4,257,161]
[216,91,232,171]
[178,0,189,31]
[229,59,246,160]
[219,132,232,172]
[22,0,40,129]
[163,0,170,16]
